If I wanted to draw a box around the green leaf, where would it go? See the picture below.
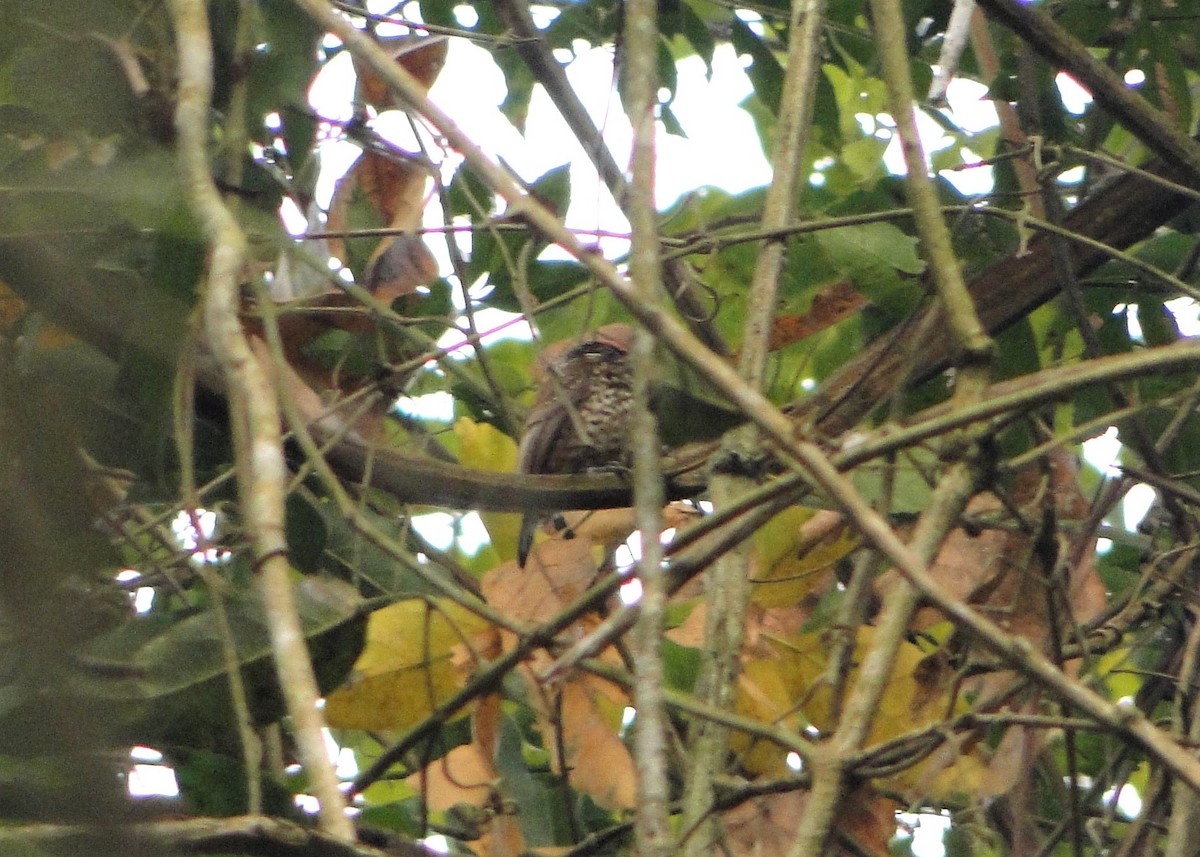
[851,448,937,515]
[314,494,482,598]
[824,62,888,139]
[677,2,717,71]
[448,164,498,220]
[527,259,591,301]
[1138,299,1180,347]
[657,38,679,105]
[8,31,141,135]
[816,223,924,276]
[813,223,924,315]
[529,163,573,218]
[496,713,558,845]
[81,576,366,746]
[497,54,537,134]
[92,577,363,698]
[286,493,329,573]
[653,360,745,445]
[840,137,889,183]
[418,0,458,28]
[172,746,301,817]
[661,103,687,138]
[663,639,702,691]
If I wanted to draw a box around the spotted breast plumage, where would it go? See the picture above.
[517,325,636,566]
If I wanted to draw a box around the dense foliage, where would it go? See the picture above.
[2,0,1200,855]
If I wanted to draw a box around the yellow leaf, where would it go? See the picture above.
[749,508,857,607]
[325,599,491,731]
[1094,645,1141,700]
[454,417,522,562]
[455,415,518,473]
[731,627,981,794]
[733,655,814,776]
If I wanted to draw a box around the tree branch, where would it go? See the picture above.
[803,155,1199,436]
[168,0,351,838]
[0,816,435,857]
[974,0,1200,185]
[621,1,672,853]
[492,0,629,204]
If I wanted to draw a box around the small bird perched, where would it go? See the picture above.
[517,324,637,567]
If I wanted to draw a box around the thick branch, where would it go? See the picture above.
[803,157,1199,436]
[321,434,706,510]
[0,816,434,857]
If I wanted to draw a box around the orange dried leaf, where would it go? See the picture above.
[363,231,439,305]
[723,786,898,857]
[407,742,494,810]
[473,693,504,763]
[325,149,436,303]
[484,535,600,624]
[0,281,28,333]
[357,149,430,232]
[839,787,902,857]
[537,678,636,810]
[883,451,1104,648]
[724,790,805,857]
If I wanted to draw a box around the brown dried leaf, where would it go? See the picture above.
[839,787,902,857]
[0,281,28,333]
[724,790,805,857]
[353,35,448,110]
[484,534,601,625]
[363,230,440,305]
[358,149,430,232]
[326,149,436,302]
[715,782,897,849]
[906,450,1102,642]
[406,694,527,857]
[723,785,897,857]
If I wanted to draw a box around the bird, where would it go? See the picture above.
[517,324,637,567]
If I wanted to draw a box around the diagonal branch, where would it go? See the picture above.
[974,0,1200,185]
[802,155,1199,436]
[493,0,629,204]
